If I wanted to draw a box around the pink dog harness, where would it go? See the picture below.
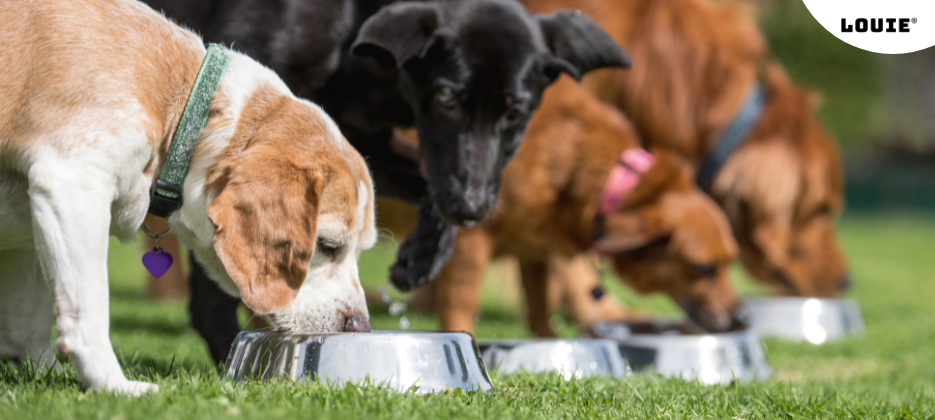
[598,148,655,216]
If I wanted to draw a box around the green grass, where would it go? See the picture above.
[2,213,935,418]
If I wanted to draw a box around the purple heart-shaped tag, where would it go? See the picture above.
[143,247,174,278]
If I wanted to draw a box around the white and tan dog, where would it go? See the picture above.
[0,0,376,395]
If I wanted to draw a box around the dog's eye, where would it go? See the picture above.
[435,87,458,110]
[316,238,342,259]
[504,107,526,123]
[811,204,833,219]
[543,66,561,82]
[688,263,718,278]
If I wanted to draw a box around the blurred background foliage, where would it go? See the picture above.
[758,1,885,149]
[755,0,935,211]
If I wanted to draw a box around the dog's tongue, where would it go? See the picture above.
[142,247,174,278]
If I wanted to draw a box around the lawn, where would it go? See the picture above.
[1,213,934,419]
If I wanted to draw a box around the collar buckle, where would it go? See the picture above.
[148,180,184,219]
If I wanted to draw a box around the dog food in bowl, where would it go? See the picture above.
[225,331,493,394]
[590,321,771,385]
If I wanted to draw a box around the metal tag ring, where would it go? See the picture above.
[141,221,171,238]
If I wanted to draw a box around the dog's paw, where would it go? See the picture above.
[105,380,160,396]
[390,203,458,291]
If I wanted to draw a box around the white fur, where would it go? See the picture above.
[0,47,375,396]
[267,216,365,332]
[266,181,375,332]
[319,102,346,149]
[357,181,377,250]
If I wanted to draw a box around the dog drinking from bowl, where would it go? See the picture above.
[0,0,375,394]
[521,0,850,298]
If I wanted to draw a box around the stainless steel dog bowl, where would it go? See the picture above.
[476,339,630,379]
[225,331,493,394]
[744,297,865,344]
[590,321,771,385]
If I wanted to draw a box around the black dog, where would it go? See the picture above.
[145,0,630,363]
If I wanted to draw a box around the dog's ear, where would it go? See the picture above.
[593,209,666,253]
[207,155,320,314]
[351,3,442,68]
[536,10,632,80]
[665,193,739,265]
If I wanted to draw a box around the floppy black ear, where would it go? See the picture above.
[536,10,632,80]
[351,3,441,68]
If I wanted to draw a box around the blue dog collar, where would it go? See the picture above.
[696,82,767,191]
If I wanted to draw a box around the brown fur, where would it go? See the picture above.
[0,0,201,171]
[433,77,740,335]
[520,0,848,296]
[1,0,374,315]
[544,254,630,328]
[388,124,631,330]
[206,84,370,313]
[0,0,375,395]
[375,197,420,240]
[404,245,631,330]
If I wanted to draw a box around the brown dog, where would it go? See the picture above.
[431,77,742,335]
[521,0,849,297]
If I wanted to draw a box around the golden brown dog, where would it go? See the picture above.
[430,77,742,336]
[521,0,849,297]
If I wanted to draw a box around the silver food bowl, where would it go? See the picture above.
[225,331,493,394]
[590,321,771,385]
[476,339,630,379]
[744,297,865,344]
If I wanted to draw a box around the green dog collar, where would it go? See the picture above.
[148,44,230,218]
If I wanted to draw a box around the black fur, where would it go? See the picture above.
[186,258,241,364]
[353,2,631,223]
[143,0,629,363]
[389,197,459,291]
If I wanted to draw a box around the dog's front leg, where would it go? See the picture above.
[390,198,459,291]
[435,228,492,333]
[519,260,557,338]
[28,159,157,395]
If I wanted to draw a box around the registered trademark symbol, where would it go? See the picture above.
[912,18,918,24]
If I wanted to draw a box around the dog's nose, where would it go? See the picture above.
[680,300,748,333]
[343,315,371,333]
[838,273,853,291]
[445,197,489,224]
[730,303,751,331]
